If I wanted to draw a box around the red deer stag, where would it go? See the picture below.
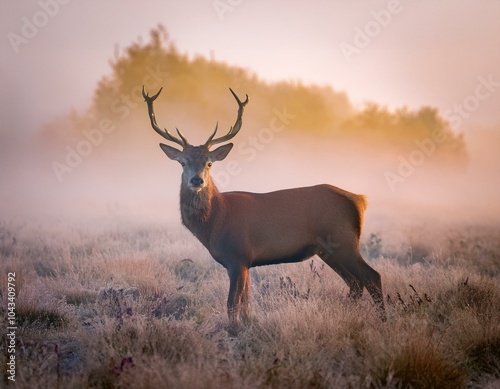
[142,86,386,323]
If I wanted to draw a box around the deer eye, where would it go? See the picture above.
[180,161,186,167]
[207,162,213,168]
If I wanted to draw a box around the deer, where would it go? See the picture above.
[142,86,386,324]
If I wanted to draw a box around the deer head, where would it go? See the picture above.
[142,86,248,192]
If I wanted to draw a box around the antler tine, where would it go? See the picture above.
[142,86,189,148]
[204,122,219,146]
[176,128,189,145]
[204,88,248,148]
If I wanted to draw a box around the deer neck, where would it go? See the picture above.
[179,177,224,246]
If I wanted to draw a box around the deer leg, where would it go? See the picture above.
[320,253,363,300]
[240,268,251,323]
[344,253,386,321]
[345,274,363,301]
[319,249,386,320]
[227,266,248,324]
[356,258,386,321]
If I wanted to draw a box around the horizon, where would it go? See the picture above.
[0,1,499,226]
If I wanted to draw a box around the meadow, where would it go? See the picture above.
[1,217,499,388]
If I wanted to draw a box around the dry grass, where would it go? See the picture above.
[1,218,499,388]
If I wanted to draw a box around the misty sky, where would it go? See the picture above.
[1,0,500,136]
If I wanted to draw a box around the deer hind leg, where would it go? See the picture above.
[357,257,386,321]
[319,250,386,320]
[347,253,386,321]
[227,266,250,324]
[318,252,363,300]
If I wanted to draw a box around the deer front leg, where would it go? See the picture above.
[240,268,251,323]
[227,266,250,324]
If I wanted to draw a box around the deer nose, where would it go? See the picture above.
[190,176,204,187]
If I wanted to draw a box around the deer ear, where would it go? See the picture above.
[209,143,233,162]
[159,143,183,161]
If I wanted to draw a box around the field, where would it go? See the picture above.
[1,218,499,388]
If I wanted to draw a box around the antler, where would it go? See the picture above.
[204,88,249,148]
[142,86,189,148]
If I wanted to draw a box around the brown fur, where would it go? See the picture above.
[142,86,386,324]
[178,179,386,323]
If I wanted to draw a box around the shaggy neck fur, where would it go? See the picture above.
[179,177,224,246]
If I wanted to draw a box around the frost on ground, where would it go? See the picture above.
[0,218,499,388]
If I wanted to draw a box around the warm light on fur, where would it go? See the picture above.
[143,86,386,323]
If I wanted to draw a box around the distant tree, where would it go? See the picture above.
[40,25,467,167]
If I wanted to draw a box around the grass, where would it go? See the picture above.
[0,218,499,388]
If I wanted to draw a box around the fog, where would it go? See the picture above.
[1,99,499,231]
[1,25,499,241]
